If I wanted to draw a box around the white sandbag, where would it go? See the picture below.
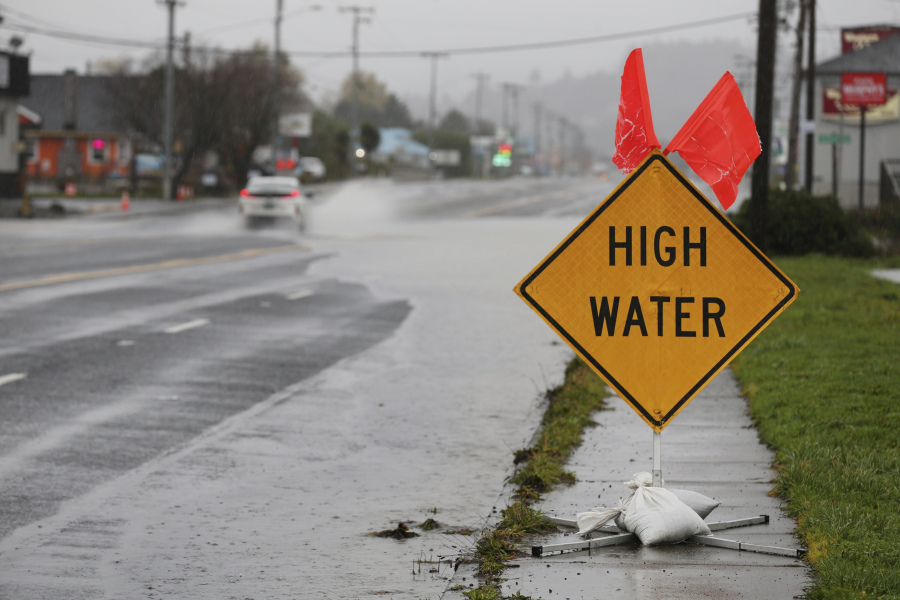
[577,472,716,544]
[669,488,720,519]
[624,485,711,545]
[576,506,620,536]
[613,495,630,531]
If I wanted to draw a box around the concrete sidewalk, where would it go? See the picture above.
[446,368,812,600]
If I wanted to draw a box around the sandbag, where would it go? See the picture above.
[577,472,713,544]
[669,488,720,519]
[624,485,711,545]
[575,506,620,536]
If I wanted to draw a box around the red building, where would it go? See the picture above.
[20,70,133,190]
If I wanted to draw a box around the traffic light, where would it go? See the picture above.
[492,143,512,167]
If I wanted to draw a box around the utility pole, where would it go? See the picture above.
[558,116,567,175]
[500,83,523,140]
[423,52,448,151]
[471,72,489,134]
[339,5,374,169]
[159,0,181,201]
[510,85,520,141]
[271,0,283,174]
[786,0,806,189]
[500,83,511,133]
[803,0,816,193]
[544,110,554,174]
[533,102,542,165]
[750,0,778,253]
[272,3,320,173]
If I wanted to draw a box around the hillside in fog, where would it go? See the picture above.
[406,39,756,160]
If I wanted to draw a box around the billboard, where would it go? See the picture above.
[841,26,900,54]
[279,113,312,138]
[842,72,888,107]
[822,87,899,122]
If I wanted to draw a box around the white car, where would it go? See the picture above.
[295,156,326,183]
[238,176,309,229]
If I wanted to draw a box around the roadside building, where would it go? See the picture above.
[813,32,900,208]
[0,51,30,198]
[370,127,431,173]
[19,69,134,193]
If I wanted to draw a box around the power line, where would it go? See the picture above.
[356,12,757,58]
[6,10,756,59]
[3,21,166,50]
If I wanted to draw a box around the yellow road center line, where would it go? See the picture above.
[0,244,308,293]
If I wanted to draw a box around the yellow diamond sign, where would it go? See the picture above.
[515,151,798,431]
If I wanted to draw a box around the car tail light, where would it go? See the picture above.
[240,189,252,197]
[283,189,301,198]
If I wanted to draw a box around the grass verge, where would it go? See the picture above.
[461,358,609,599]
[730,254,900,599]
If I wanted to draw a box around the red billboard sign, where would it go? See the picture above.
[842,72,888,107]
[841,26,900,54]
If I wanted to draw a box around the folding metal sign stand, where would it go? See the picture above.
[531,431,805,559]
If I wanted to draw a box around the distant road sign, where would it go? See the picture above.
[842,72,887,107]
[515,151,798,432]
[818,133,851,144]
[280,112,312,138]
[430,149,461,166]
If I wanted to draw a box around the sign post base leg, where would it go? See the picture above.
[533,514,804,558]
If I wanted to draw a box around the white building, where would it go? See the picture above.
[812,34,900,209]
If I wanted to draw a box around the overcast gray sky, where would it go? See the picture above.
[5,0,900,107]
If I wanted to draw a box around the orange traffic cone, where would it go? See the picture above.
[120,190,130,211]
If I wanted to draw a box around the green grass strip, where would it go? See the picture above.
[463,358,609,599]
[730,254,900,599]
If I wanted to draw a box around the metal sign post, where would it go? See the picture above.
[652,431,662,487]
[841,72,887,209]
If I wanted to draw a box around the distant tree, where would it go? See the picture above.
[297,109,349,180]
[215,46,305,187]
[332,98,384,129]
[382,94,414,128]
[439,109,469,134]
[473,118,496,136]
[333,70,390,126]
[360,122,381,154]
[107,43,306,194]
[339,71,388,111]
[332,72,415,130]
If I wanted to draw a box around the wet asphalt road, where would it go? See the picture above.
[0,204,414,541]
[0,176,614,598]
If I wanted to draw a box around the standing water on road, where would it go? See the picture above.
[0,177,615,599]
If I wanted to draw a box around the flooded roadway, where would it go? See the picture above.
[0,176,615,599]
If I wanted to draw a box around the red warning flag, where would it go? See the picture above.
[612,49,660,173]
[664,72,760,210]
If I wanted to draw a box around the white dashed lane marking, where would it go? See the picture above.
[287,289,315,300]
[163,318,210,334]
[0,373,27,388]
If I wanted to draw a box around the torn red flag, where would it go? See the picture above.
[612,49,660,173]
[664,72,760,210]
